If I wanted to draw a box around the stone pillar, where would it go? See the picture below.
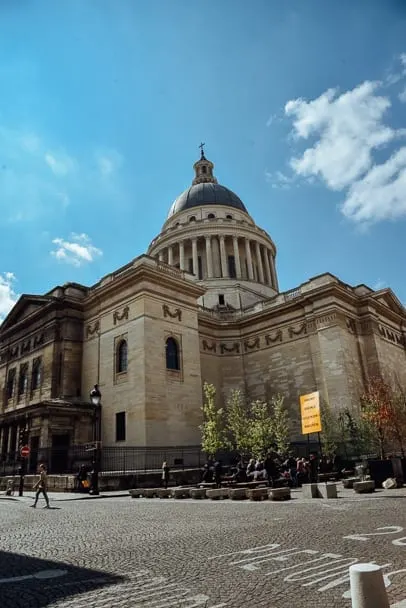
[158,251,164,262]
[270,253,279,290]
[205,236,213,278]
[263,247,272,286]
[219,235,229,278]
[179,241,185,270]
[255,241,265,283]
[192,238,198,276]
[233,236,242,278]
[168,245,173,266]
[0,427,3,455]
[245,239,254,280]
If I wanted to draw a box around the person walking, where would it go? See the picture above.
[31,464,50,508]
[162,461,170,489]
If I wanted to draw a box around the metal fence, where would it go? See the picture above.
[0,440,376,477]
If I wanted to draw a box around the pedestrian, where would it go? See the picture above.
[214,459,222,488]
[162,461,170,489]
[31,463,50,508]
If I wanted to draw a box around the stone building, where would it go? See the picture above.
[1,149,405,470]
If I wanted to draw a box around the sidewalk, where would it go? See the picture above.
[0,490,130,503]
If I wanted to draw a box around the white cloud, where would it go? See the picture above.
[45,152,77,176]
[284,62,406,224]
[95,149,123,177]
[265,170,296,189]
[286,82,398,191]
[0,272,18,322]
[342,147,406,222]
[51,233,103,267]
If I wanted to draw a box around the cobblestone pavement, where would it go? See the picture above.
[0,490,406,608]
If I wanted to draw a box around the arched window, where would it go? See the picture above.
[226,214,233,220]
[189,216,196,222]
[207,213,215,219]
[32,359,42,390]
[201,166,207,174]
[116,340,128,373]
[166,337,180,371]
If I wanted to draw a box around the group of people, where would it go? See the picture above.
[201,453,340,488]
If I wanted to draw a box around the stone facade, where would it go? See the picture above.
[0,152,405,467]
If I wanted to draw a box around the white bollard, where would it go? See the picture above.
[349,564,389,608]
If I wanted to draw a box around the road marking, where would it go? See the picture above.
[0,569,67,584]
[343,526,403,542]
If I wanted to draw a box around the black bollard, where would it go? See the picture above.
[18,465,25,497]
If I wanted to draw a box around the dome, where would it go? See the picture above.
[167,182,248,218]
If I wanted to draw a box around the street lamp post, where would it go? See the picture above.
[89,384,102,496]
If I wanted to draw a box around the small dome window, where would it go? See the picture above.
[189,216,196,222]
[226,214,233,220]
[207,213,215,219]
[201,166,207,174]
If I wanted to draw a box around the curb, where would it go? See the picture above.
[0,493,129,503]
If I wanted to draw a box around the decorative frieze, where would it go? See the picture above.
[113,306,129,325]
[346,318,356,333]
[86,320,100,338]
[220,342,240,355]
[378,324,406,347]
[21,340,31,354]
[288,322,307,338]
[202,340,217,353]
[244,337,260,351]
[162,304,182,322]
[265,330,282,345]
[33,333,44,347]
[316,314,337,327]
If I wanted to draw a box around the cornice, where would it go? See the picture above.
[85,258,205,310]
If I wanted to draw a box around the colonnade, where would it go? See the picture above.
[156,234,278,289]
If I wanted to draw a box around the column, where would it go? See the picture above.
[192,238,198,276]
[158,251,164,262]
[255,241,265,284]
[205,236,213,278]
[245,239,254,280]
[179,241,185,271]
[219,235,229,278]
[168,245,173,266]
[263,247,272,286]
[233,236,242,278]
[271,254,279,290]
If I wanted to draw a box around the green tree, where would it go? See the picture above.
[199,382,228,457]
[249,400,274,459]
[270,394,290,457]
[320,402,339,459]
[226,389,252,455]
[360,376,393,459]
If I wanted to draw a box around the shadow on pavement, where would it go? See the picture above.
[0,550,124,607]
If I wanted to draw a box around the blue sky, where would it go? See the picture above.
[1,0,406,319]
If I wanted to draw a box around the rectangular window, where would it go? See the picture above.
[228,255,236,278]
[188,258,194,274]
[197,256,203,280]
[6,368,15,399]
[218,294,225,306]
[116,412,126,442]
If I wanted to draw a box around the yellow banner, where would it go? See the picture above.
[300,391,322,435]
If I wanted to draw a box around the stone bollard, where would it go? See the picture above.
[349,563,389,608]
[269,487,291,501]
[247,488,268,501]
[157,488,172,499]
[228,488,248,500]
[171,487,191,499]
[129,489,144,498]
[143,488,161,498]
[190,488,207,499]
[317,483,338,499]
[206,488,229,500]
[353,481,375,494]
[343,478,361,489]
[302,483,320,498]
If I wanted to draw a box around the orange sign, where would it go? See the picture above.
[300,391,322,435]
